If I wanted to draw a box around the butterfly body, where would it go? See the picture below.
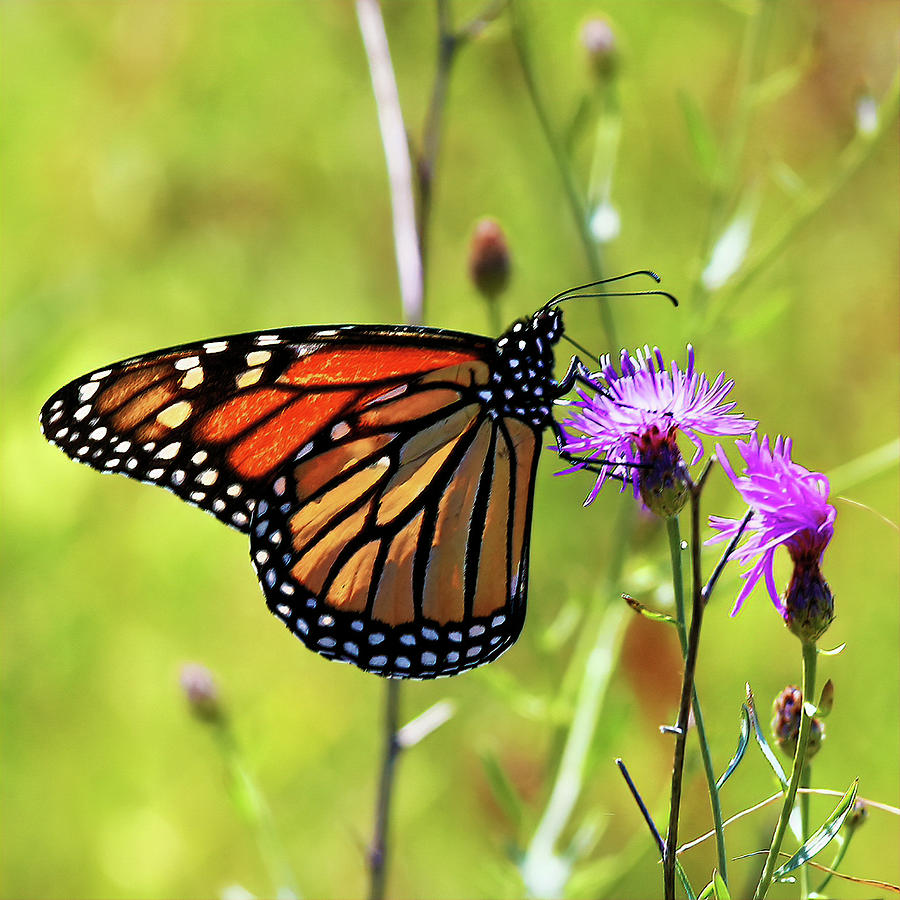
[41,308,568,678]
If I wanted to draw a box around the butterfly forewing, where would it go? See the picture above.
[40,326,494,533]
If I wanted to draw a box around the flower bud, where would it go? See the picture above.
[845,799,868,830]
[468,218,510,301]
[635,425,690,518]
[581,17,617,80]
[784,553,834,643]
[179,662,223,723]
[772,685,825,760]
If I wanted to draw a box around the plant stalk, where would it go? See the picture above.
[753,641,818,899]
[663,487,706,899]
[508,0,616,350]
[368,680,402,900]
[666,517,729,887]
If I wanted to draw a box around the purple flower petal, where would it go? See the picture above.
[557,345,756,503]
[708,433,836,617]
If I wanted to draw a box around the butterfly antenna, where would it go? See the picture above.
[545,270,664,308]
[549,288,679,309]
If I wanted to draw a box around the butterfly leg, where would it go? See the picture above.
[553,355,601,397]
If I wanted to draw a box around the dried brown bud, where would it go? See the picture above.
[772,685,825,760]
[581,17,617,79]
[468,218,510,301]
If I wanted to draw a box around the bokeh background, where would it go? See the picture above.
[2,2,897,898]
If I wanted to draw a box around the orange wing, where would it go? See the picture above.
[41,317,559,680]
[250,371,541,679]
[40,326,493,532]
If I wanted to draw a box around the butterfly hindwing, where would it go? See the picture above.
[249,367,542,678]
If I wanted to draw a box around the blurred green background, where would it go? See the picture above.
[2,2,897,898]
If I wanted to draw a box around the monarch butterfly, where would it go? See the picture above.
[40,274,675,679]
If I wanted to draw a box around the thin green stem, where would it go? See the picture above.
[520,602,629,894]
[557,501,634,716]
[666,517,687,655]
[417,0,507,308]
[690,0,776,312]
[668,516,734,887]
[753,641,818,900]
[663,488,706,900]
[416,0,457,295]
[701,68,900,335]
[691,696,729,888]
[215,723,300,898]
[508,0,616,350]
[799,764,812,898]
[520,504,634,895]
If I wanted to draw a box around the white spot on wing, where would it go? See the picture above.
[175,356,201,370]
[236,369,262,389]
[156,442,181,460]
[246,350,271,367]
[180,367,204,390]
[78,382,99,402]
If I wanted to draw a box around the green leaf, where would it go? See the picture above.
[676,860,697,900]
[773,779,860,879]
[623,594,678,626]
[816,680,835,718]
[746,685,788,787]
[714,869,731,899]
[717,705,751,790]
[479,749,524,831]
[679,91,720,182]
[819,642,847,657]
[697,869,730,899]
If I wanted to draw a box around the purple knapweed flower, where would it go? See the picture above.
[708,434,836,641]
[559,345,756,517]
